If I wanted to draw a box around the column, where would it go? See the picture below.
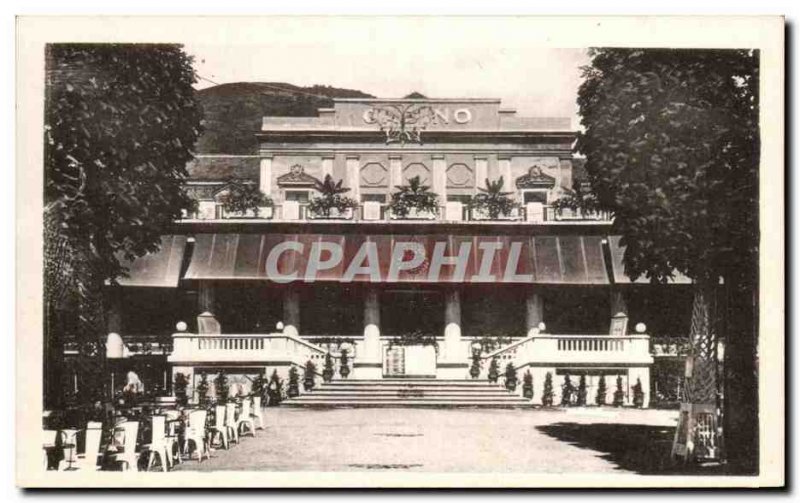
[321,154,334,181]
[198,281,216,314]
[610,290,628,316]
[432,154,447,201]
[259,156,273,195]
[106,288,122,334]
[363,289,381,357]
[525,291,544,338]
[346,156,360,201]
[475,156,488,189]
[357,288,383,378]
[444,290,462,362]
[389,155,402,188]
[498,156,512,186]
[283,289,300,337]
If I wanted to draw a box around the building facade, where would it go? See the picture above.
[106,98,690,406]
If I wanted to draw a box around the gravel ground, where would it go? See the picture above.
[172,407,681,474]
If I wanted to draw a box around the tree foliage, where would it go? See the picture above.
[576,48,758,285]
[46,44,203,279]
[44,44,203,406]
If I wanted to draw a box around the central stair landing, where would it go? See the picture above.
[284,379,532,408]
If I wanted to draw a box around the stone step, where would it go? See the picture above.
[283,400,533,409]
[290,394,528,401]
[308,390,516,396]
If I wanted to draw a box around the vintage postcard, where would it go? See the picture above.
[15,15,784,488]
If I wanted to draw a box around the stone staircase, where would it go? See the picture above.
[283,379,533,408]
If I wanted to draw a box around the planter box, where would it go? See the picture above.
[307,208,354,220]
[223,206,274,219]
[389,208,437,220]
[470,207,522,221]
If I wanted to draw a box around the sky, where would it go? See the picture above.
[183,18,589,128]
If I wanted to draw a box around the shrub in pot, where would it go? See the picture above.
[596,375,608,406]
[522,370,534,399]
[287,366,300,398]
[487,357,500,383]
[542,372,554,406]
[576,374,588,406]
[303,360,317,391]
[561,374,575,406]
[214,371,229,403]
[196,372,210,406]
[470,177,518,219]
[469,353,481,379]
[504,363,518,391]
[613,375,625,407]
[339,349,351,379]
[632,378,645,408]
[388,175,439,218]
[267,369,283,406]
[218,178,274,218]
[307,175,358,218]
[173,373,189,407]
[322,353,335,382]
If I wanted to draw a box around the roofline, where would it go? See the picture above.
[332,98,503,104]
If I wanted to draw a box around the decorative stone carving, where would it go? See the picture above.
[515,165,556,189]
[403,162,431,185]
[365,104,436,145]
[446,163,474,188]
[276,164,321,187]
[360,162,389,187]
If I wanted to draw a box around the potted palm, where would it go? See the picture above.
[388,175,439,219]
[470,177,518,220]
[218,179,274,219]
[307,175,358,219]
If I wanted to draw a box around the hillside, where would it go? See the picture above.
[195,82,374,154]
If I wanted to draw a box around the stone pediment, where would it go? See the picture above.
[277,164,321,187]
[515,165,556,189]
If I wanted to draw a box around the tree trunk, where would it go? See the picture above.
[722,277,759,474]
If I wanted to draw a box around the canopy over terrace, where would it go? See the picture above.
[182,233,612,284]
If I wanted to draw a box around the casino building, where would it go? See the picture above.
[105,98,692,406]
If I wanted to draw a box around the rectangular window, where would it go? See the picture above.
[523,190,548,204]
[446,194,473,204]
[285,190,310,203]
[361,194,387,204]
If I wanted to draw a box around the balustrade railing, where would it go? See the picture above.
[184,201,612,224]
[482,334,652,369]
[169,332,328,365]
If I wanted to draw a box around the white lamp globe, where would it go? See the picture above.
[537,322,546,332]
[635,322,647,334]
[276,321,285,331]
[106,332,124,359]
[175,321,188,332]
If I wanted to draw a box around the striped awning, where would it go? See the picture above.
[116,235,187,288]
[184,233,611,284]
[607,235,692,285]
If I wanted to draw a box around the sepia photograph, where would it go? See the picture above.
[15,15,784,488]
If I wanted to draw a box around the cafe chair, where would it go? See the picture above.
[144,415,171,472]
[183,409,209,462]
[224,403,239,446]
[208,405,229,450]
[109,421,140,471]
[42,429,63,470]
[164,409,182,465]
[237,398,256,438]
[251,396,265,430]
[74,423,103,471]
